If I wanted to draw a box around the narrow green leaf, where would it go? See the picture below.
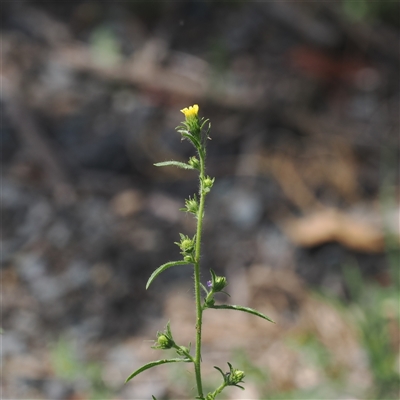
[209,304,275,323]
[166,321,172,337]
[200,118,210,130]
[154,161,195,170]
[182,133,201,149]
[125,358,191,383]
[214,365,226,380]
[146,261,189,289]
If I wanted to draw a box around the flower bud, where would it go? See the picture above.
[213,276,227,292]
[175,234,195,257]
[184,254,194,263]
[203,176,215,193]
[208,269,228,293]
[229,369,245,385]
[181,238,193,252]
[183,195,199,215]
[188,156,200,170]
[152,322,176,350]
[155,334,174,350]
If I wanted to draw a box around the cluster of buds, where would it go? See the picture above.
[175,233,196,263]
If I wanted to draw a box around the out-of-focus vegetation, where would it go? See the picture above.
[342,0,400,26]
[50,338,110,400]
[214,266,400,399]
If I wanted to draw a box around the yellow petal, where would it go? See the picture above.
[180,104,199,118]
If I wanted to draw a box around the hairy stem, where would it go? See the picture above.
[194,152,206,399]
[212,382,227,399]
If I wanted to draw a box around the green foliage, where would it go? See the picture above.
[344,263,400,399]
[291,333,332,372]
[50,337,110,400]
[342,0,400,26]
[89,26,122,67]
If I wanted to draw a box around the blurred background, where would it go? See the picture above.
[1,1,399,399]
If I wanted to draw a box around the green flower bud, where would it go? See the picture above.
[184,254,194,263]
[152,322,176,350]
[229,369,245,385]
[203,176,215,194]
[182,195,199,215]
[208,269,228,293]
[175,234,195,257]
[188,156,200,170]
[156,334,174,349]
[181,238,193,252]
[213,276,227,292]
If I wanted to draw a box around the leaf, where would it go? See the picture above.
[154,161,195,170]
[181,133,201,149]
[146,261,190,289]
[209,304,275,323]
[200,118,210,130]
[210,268,217,283]
[214,365,226,380]
[125,358,191,383]
[166,321,172,337]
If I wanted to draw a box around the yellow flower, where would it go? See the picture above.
[180,104,199,118]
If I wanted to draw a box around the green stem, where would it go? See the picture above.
[212,382,227,399]
[194,152,206,399]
